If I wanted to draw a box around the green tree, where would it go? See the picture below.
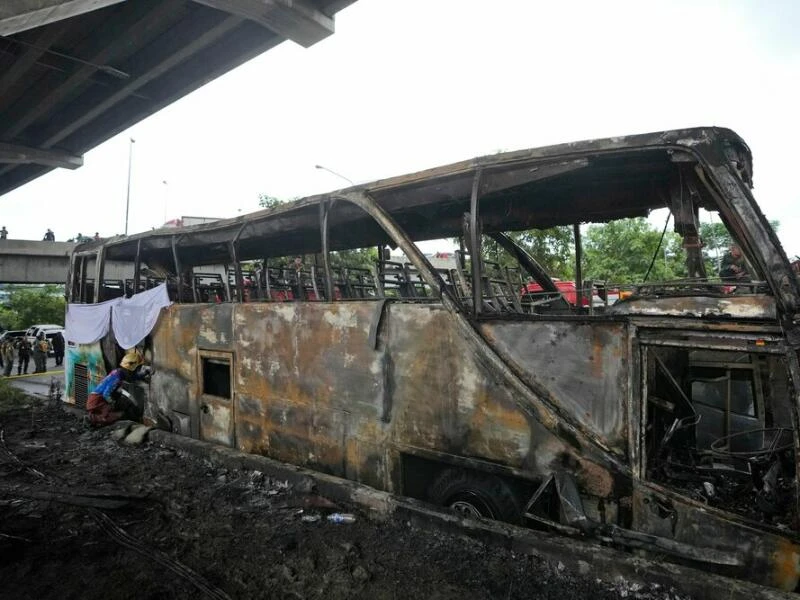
[330,248,378,270]
[699,222,731,259]
[699,221,732,275]
[259,194,303,210]
[481,227,575,280]
[258,194,285,209]
[700,219,779,259]
[0,285,65,330]
[583,218,685,283]
[0,306,21,330]
[700,219,779,274]
[514,227,575,279]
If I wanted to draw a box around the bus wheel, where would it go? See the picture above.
[428,468,521,524]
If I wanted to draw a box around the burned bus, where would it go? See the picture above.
[65,127,800,591]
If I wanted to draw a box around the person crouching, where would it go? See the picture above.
[86,349,148,426]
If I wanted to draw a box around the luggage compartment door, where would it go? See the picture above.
[198,350,235,447]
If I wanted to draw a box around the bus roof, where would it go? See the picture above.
[85,126,750,267]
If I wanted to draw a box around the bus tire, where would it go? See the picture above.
[428,468,521,524]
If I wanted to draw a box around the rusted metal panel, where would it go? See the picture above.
[147,299,621,499]
[148,301,388,481]
[230,302,390,484]
[479,320,629,454]
[147,304,234,437]
[258,400,349,476]
[197,349,234,447]
[387,305,618,498]
[609,295,777,320]
[633,483,800,591]
[199,392,233,446]
[389,305,533,464]
[232,302,383,413]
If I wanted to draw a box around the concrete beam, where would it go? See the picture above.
[0,142,83,169]
[36,14,244,151]
[0,240,75,284]
[0,240,134,284]
[0,24,68,108]
[192,0,334,47]
[0,1,182,142]
[0,0,126,35]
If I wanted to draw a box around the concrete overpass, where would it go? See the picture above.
[0,0,356,196]
[0,238,232,287]
[0,239,135,283]
[0,239,75,283]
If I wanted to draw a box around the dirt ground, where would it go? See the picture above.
[0,389,691,600]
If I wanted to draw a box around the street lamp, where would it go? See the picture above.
[124,137,135,236]
[315,164,354,186]
[162,179,169,224]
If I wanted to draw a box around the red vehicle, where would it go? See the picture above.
[522,279,624,307]
[523,279,590,306]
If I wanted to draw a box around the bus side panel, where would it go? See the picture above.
[633,483,800,591]
[232,302,391,487]
[148,304,234,438]
[388,305,616,498]
[147,302,620,500]
[479,320,629,456]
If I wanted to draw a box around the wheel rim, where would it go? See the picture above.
[448,492,495,519]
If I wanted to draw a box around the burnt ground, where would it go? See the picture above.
[0,389,690,600]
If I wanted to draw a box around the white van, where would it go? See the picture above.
[25,324,64,355]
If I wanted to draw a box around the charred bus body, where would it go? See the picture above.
[66,128,800,590]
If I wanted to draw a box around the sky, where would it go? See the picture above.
[2,0,799,256]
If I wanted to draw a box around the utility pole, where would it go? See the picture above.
[124,137,135,235]
[162,179,168,225]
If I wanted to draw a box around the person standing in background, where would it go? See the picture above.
[51,331,65,367]
[16,338,30,375]
[32,332,48,373]
[1,341,14,377]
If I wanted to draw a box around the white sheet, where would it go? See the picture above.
[111,283,172,349]
[64,297,121,344]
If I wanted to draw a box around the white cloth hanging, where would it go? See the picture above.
[111,283,172,349]
[64,297,122,344]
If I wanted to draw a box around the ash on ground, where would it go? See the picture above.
[0,394,690,600]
